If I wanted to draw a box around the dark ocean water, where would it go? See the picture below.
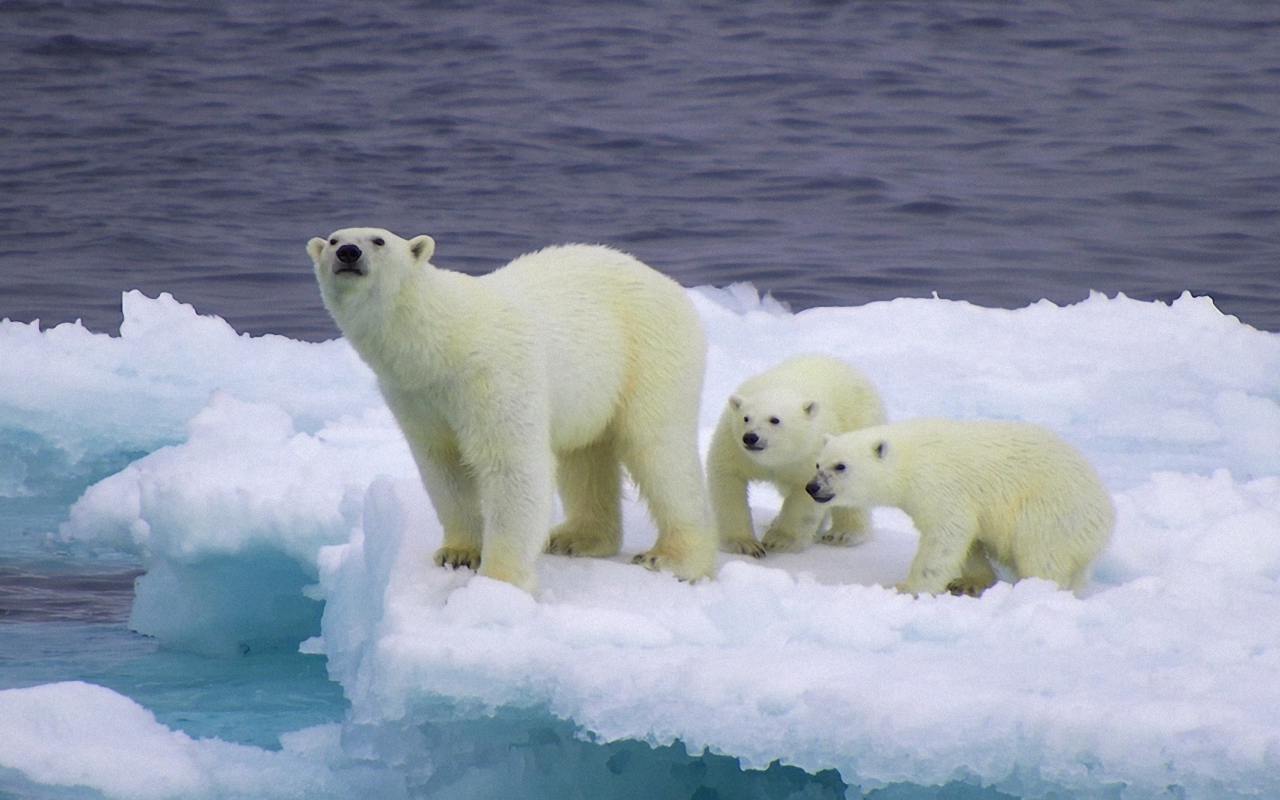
[2,0,1279,340]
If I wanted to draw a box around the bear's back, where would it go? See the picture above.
[484,244,697,343]
[477,244,706,448]
[889,418,1106,509]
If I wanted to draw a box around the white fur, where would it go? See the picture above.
[810,418,1113,595]
[309,228,716,592]
[707,355,885,556]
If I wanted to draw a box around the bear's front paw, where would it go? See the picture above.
[818,527,870,547]
[434,545,481,571]
[945,577,992,597]
[761,526,803,553]
[722,538,766,558]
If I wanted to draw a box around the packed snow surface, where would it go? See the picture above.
[3,287,1280,799]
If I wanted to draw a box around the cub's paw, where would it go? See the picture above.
[546,521,620,558]
[722,538,766,559]
[631,549,714,582]
[945,577,990,597]
[818,527,870,547]
[434,545,481,571]
[761,526,803,553]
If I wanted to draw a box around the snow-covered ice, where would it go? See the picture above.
[3,287,1279,798]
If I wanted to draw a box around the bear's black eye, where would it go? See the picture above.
[769,417,780,425]
[743,416,750,423]
[372,237,385,246]
[329,238,337,246]
[835,463,846,472]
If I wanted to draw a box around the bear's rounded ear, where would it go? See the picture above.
[728,395,742,411]
[307,237,327,263]
[408,235,435,263]
[803,401,818,418]
[874,441,887,459]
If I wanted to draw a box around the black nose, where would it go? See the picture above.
[805,481,831,502]
[742,432,759,447]
[336,244,362,264]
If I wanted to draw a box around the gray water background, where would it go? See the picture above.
[3,0,1279,340]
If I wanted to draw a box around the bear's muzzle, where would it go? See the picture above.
[806,476,834,503]
[333,244,365,276]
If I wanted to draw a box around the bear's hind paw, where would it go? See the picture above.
[546,523,621,558]
[631,550,714,582]
[818,528,870,547]
[760,527,804,553]
[434,546,481,571]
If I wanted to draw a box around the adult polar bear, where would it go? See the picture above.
[309,228,716,593]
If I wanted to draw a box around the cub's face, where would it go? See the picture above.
[727,389,822,468]
[307,227,435,304]
[807,431,892,508]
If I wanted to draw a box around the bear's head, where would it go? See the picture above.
[806,429,893,507]
[726,388,825,468]
[308,227,435,307]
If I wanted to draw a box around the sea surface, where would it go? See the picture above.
[1,0,1278,340]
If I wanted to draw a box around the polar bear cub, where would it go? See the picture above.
[808,418,1113,595]
[707,354,885,556]
[309,228,716,593]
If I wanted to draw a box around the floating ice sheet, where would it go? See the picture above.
[4,287,1279,798]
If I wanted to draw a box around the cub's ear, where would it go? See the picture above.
[307,237,327,263]
[728,395,743,412]
[408,235,435,262]
[874,441,887,459]
[803,401,818,418]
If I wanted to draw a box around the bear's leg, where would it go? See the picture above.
[945,541,997,596]
[621,429,716,581]
[897,517,978,595]
[474,455,554,593]
[819,506,872,547]
[411,442,484,571]
[761,490,826,553]
[546,436,623,558]
[1010,524,1091,593]
[709,470,764,558]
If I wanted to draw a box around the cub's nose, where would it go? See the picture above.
[805,480,832,503]
[336,244,362,264]
[742,432,759,447]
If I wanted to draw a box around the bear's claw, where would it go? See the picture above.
[631,552,664,570]
[545,522,621,558]
[434,546,481,571]
[631,551,712,582]
[760,527,803,553]
[945,578,987,597]
[723,539,766,558]
[818,528,869,547]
